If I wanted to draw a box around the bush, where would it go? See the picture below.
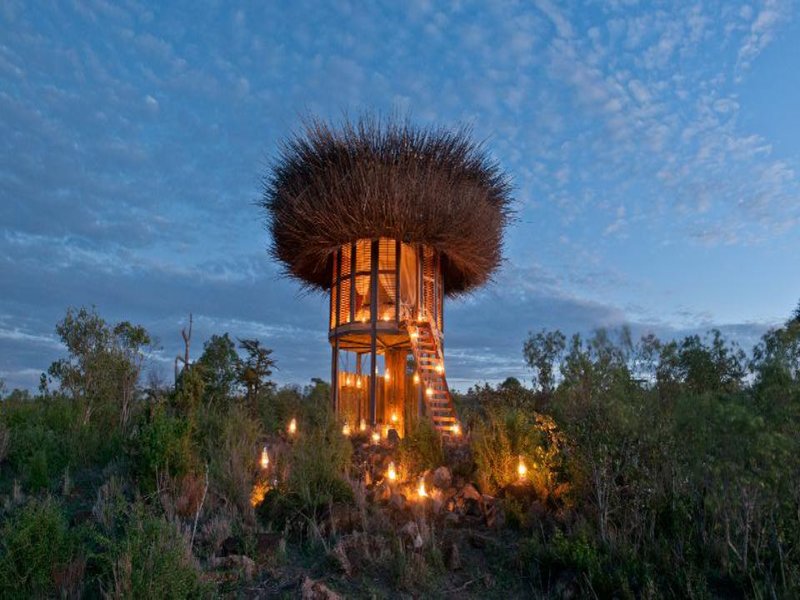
[102,507,210,599]
[130,404,197,490]
[205,404,262,519]
[0,497,83,599]
[286,420,353,513]
[471,407,568,498]
[399,418,444,475]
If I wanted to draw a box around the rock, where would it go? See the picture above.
[461,484,482,502]
[301,576,342,600]
[389,493,407,511]
[208,555,256,580]
[432,466,452,490]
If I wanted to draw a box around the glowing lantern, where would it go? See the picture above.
[360,418,367,432]
[288,418,297,435]
[517,456,527,479]
[371,431,380,444]
[382,310,392,321]
[435,363,444,374]
[386,461,397,481]
[342,422,351,436]
[410,330,418,341]
[356,377,362,388]
[260,446,269,470]
[426,387,433,397]
[452,423,461,436]
[384,369,390,381]
[413,372,420,384]
[391,412,398,424]
[417,477,428,498]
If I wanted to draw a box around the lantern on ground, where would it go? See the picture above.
[371,430,380,445]
[386,461,397,482]
[288,418,297,436]
[342,422,351,436]
[417,477,428,498]
[260,446,270,470]
[360,418,367,432]
[517,456,527,479]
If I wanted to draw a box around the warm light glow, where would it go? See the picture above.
[435,363,444,374]
[426,387,433,397]
[288,418,297,435]
[417,477,428,498]
[382,310,392,321]
[413,373,420,385]
[517,456,527,479]
[386,461,397,481]
[250,481,269,507]
[356,378,362,388]
[260,446,269,469]
[342,422,351,436]
[391,412,398,424]
[410,330,418,341]
[371,431,380,444]
[360,418,367,432]
[384,369,390,381]
[452,423,461,436]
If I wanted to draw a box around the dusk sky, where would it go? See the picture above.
[1,0,799,391]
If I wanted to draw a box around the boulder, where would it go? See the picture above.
[301,576,342,600]
[389,493,407,512]
[432,466,452,490]
[208,555,256,580]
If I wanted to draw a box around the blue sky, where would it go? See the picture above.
[1,0,798,391]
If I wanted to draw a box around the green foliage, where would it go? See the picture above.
[471,405,567,496]
[102,507,210,599]
[523,329,566,396]
[399,418,444,475]
[129,404,196,489]
[286,420,353,513]
[237,338,276,403]
[205,404,262,518]
[0,497,82,599]
[47,306,151,430]
[197,333,240,405]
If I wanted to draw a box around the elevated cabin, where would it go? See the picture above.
[329,238,449,437]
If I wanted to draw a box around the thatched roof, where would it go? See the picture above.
[262,115,513,296]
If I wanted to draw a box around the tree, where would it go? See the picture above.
[523,330,566,396]
[197,333,239,405]
[47,307,151,428]
[236,339,275,403]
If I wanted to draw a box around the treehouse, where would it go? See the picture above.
[262,116,512,437]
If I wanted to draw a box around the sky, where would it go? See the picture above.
[1,0,799,392]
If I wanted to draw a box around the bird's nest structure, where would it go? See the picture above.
[262,115,513,296]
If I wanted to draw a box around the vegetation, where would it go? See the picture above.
[0,305,799,597]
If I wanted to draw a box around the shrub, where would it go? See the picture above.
[102,507,210,599]
[206,404,262,519]
[286,420,353,513]
[399,419,444,475]
[0,497,82,598]
[130,404,196,490]
[471,407,568,497]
